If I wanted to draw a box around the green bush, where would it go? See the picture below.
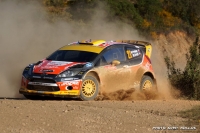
[165,37,200,100]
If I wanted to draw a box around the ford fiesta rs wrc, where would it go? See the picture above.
[19,40,157,101]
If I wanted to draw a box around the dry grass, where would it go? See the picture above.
[179,105,200,126]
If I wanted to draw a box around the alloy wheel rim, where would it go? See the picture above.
[82,79,96,97]
[142,80,152,91]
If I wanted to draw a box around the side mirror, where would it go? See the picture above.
[111,60,120,66]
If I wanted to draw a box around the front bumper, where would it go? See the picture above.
[19,87,80,98]
[20,76,82,97]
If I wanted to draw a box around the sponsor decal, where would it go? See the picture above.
[28,82,57,86]
[126,50,133,59]
[32,76,41,78]
[40,66,58,69]
[58,80,80,86]
[145,62,151,70]
[126,49,141,59]
[39,69,53,72]
[99,43,110,47]
[47,61,72,66]
[65,91,79,95]
[131,50,141,57]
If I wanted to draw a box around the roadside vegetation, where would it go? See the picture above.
[165,37,200,100]
[179,106,200,126]
[43,0,200,37]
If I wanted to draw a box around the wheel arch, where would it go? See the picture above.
[143,72,155,80]
[83,71,100,84]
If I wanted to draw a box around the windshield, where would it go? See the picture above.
[46,50,98,62]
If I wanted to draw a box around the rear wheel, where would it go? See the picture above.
[140,75,155,91]
[80,76,99,101]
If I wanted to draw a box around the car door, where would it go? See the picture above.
[124,46,144,89]
[94,45,134,92]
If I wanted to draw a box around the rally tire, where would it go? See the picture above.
[140,75,155,91]
[80,76,99,101]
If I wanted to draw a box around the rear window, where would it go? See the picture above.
[46,50,98,62]
[125,47,143,65]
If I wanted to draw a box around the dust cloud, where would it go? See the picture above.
[95,89,163,101]
[0,0,173,100]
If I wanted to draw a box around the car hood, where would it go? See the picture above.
[33,60,85,75]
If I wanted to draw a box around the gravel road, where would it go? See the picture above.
[0,99,200,133]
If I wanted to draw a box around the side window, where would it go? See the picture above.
[95,47,126,66]
[102,47,125,64]
[125,47,142,60]
[125,47,143,65]
[95,56,107,66]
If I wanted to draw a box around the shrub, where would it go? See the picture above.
[165,37,200,100]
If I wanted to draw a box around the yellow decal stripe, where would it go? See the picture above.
[21,89,80,96]
[92,40,106,46]
[145,45,152,58]
[59,45,103,53]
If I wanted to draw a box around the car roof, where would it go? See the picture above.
[59,40,152,55]
[59,40,115,54]
[59,45,104,53]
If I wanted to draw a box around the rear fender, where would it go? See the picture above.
[134,67,156,87]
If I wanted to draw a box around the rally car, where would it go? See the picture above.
[19,40,157,101]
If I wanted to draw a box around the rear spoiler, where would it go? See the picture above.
[115,40,152,58]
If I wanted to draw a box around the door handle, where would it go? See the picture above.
[123,65,129,68]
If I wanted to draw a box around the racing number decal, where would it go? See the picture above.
[126,50,133,59]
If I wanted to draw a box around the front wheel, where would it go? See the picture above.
[140,75,156,91]
[80,76,99,101]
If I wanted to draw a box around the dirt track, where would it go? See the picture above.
[0,99,200,133]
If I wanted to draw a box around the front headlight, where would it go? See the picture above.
[57,70,80,78]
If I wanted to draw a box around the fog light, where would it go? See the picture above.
[67,86,73,90]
